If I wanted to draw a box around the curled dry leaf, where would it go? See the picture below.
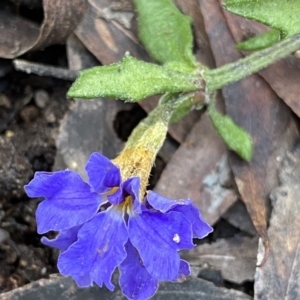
[0,0,87,59]
[255,149,300,299]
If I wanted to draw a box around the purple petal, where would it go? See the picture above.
[25,171,102,234]
[128,210,193,281]
[146,191,192,212]
[147,191,213,238]
[107,187,125,205]
[58,208,127,290]
[41,225,81,252]
[123,177,140,203]
[85,152,121,193]
[119,241,158,300]
[25,171,77,198]
[173,260,191,282]
[171,205,213,238]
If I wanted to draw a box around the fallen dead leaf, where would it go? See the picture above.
[75,0,146,65]
[222,200,256,236]
[182,235,258,284]
[255,149,300,299]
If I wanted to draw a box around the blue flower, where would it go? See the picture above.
[24,152,213,300]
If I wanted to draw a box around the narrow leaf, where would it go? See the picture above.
[208,105,253,161]
[134,0,197,71]
[236,29,280,51]
[67,54,202,102]
[224,0,300,40]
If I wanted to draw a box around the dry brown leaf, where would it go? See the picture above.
[182,235,258,284]
[222,200,256,236]
[75,0,146,64]
[199,0,293,247]
[155,114,237,225]
[0,0,87,59]
[0,12,39,59]
[67,34,99,72]
[255,150,300,299]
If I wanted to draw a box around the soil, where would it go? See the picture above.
[0,52,70,291]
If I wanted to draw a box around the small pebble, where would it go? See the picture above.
[0,94,11,108]
[5,130,14,138]
[0,228,9,243]
[20,105,39,123]
[20,259,28,267]
[34,89,49,108]
[45,112,56,123]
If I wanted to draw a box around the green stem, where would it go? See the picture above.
[204,34,300,92]
[124,94,174,149]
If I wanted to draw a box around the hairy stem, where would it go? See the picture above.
[204,34,300,92]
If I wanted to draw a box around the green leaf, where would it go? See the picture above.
[236,29,280,51]
[224,0,300,41]
[208,104,253,161]
[134,0,197,72]
[67,54,202,102]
